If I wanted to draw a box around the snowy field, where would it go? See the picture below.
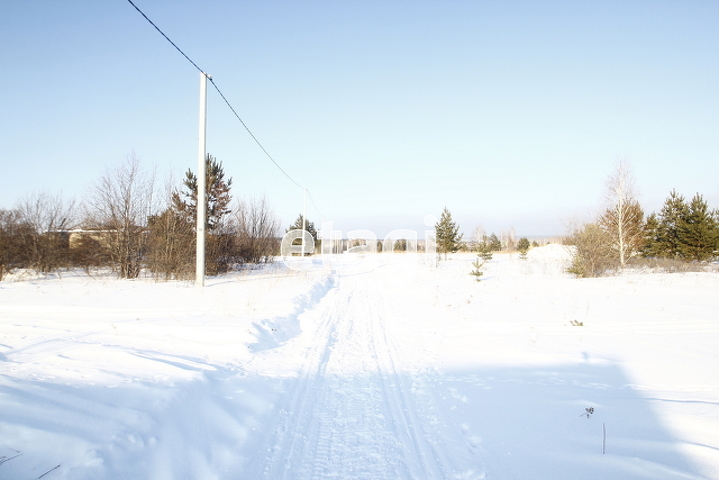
[1,245,718,480]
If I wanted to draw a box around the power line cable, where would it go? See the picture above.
[306,190,325,221]
[207,78,304,191]
[126,0,202,74]
[126,0,324,219]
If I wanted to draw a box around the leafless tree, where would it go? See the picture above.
[0,209,27,280]
[83,154,157,278]
[146,178,195,280]
[501,227,516,252]
[471,224,486,251]
[231,196,280,265]
[16,191,77,273]
[600,160,644,267]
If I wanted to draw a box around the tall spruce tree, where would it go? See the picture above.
[677,194,719,261]
[435,207,463,259]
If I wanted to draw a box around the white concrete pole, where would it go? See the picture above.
[301,188,307,256]
[196,72,209,287]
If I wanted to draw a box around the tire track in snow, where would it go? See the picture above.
[261,271,447,480]
[260,279,343,479]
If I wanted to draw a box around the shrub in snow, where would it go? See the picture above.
[566,223,617,278]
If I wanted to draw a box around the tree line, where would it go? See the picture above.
[568,161,719,277]
[434,207,536,259]
[431,161,718,279]
[0,154,280,281]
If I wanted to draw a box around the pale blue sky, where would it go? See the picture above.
[1,1,718,237]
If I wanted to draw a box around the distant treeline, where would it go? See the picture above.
[0,154,279,281]
[565,162,719,277]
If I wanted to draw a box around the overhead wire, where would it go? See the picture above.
[126,0,202,74]
[125,0,324,219]
[306,190,324,222]
[207,79,305,192]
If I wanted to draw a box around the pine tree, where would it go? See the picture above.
[478,243,493,262]
[641,213,662,257]
[170,155,235,275]
[652,190,688,259]
[287,214,317,242]
[488,233,501,252]
[435,207,463,259]
[517,237,530,259]
[677,194,719,261]
[469,255,485,281]
[287,214,318,255]
[172,154,233,232]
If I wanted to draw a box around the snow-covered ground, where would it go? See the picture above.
[1,246,718,479]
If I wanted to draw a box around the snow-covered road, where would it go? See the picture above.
[259,271,457,480]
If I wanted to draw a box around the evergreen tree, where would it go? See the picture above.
[641,213,662,257]
[652,190,688,259]
[488,233,502,252]
[677,194,719,261]
[287,214,317,254]
[172,154,233,232]
[394,239,408,252]
[517,237,530,253]
[469,255,485,281]
[517,237,530,259]
[435,207,463,259]
[170,155,234,275]
[478,242,493,262]
[287,214,317,242]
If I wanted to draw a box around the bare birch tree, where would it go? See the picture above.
[471,225,486,251]
[599,160,644,267]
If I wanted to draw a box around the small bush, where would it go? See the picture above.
[566,223,617,278]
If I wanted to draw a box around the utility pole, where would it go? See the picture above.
[196,72,209,287]
[301,188,307,256]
